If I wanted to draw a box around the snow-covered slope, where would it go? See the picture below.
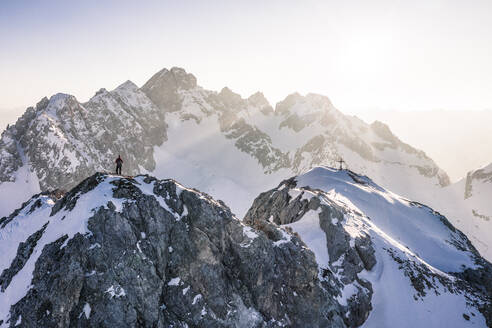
[0,67,449,219]
[423,162,492,262]
[245,167,492,327]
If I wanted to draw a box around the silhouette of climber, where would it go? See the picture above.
[115,155,123,175]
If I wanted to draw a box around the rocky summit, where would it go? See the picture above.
[245,167,492,328]
[0,173,345,327]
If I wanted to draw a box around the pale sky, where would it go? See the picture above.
[2,0,492,116]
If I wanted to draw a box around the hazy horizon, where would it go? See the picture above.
[2,0,492,112]
[360,109,492,182]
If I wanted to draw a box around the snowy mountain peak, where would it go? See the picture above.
[140,66,197,112]
[169,66,197,89]
[247,91,268,105]
[245,166,492,327]
[247,91,274,115]
[115,80,139,93]
[44,93,83,116]
[275,92,335,117]
[143,66,197,91]
[218,87,244,107]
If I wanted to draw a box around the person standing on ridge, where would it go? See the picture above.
[115,155,123,175]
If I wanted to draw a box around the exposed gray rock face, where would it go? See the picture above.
[0,173,346,327]
[244,180,374,327]
[141,67,197,112]
[0,223,48,292]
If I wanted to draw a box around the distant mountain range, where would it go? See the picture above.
[0,67,448,217]
[0,66,491,262]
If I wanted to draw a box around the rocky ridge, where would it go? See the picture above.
[0,173,347,327]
